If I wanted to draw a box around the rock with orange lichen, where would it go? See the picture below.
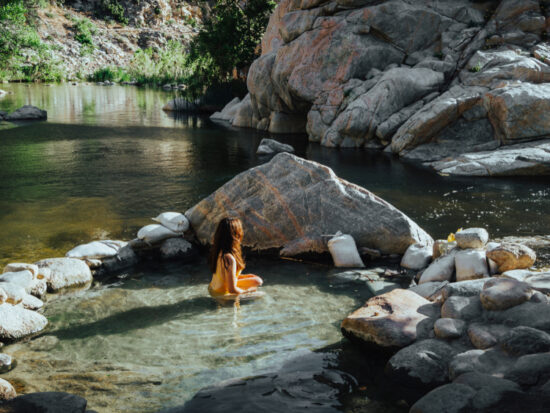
[185,153,432,256]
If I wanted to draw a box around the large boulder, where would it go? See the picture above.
[5,106,47,121]
[186,153,432,256]
[480,278,533,311]
[0,303,48,341]
[35,258,92,292]
[341,289,439,350]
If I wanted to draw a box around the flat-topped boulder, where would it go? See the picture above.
[5,106,47,121]
[341,289,439,350]
[186,153,432,256]
[35,258,92,292]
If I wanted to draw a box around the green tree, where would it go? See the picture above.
[185,0,275,97]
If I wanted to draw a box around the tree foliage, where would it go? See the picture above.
[184,0,275,97]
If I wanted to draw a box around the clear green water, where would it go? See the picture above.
[0,84,549,411]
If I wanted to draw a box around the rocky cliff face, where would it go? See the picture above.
[222,0,550,176]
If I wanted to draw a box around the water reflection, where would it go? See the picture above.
[0,84,549,268]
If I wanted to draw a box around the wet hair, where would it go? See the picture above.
[209,217,245,273]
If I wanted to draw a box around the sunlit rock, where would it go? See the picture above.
[35,258,92,292]
[341,289,439,350]
[186,153,432,256]
[0,303,48,341]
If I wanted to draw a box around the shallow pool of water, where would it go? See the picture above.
[4,258,370,412]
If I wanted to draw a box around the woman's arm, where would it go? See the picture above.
[222,253,245,294]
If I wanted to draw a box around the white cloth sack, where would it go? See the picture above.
[138,224,179,243]
[328,233,365,268]
[152,212,189,233]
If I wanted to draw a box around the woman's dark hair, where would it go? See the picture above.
[209,217,245,273]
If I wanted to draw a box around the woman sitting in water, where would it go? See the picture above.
[208,217,263,296]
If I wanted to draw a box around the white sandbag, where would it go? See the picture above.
[152,212,189,233]
[3,263,39,278]
[137,224,180,243]
[327,233,365,268]
[66,241,118,259]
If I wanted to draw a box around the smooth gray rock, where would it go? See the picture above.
[401,243,432,270]
[524,272,550,294]
[485,301,550,332]
[409,281,448,301]
[434,318,466,339]
[409,383,475,413]
[385,339,456,392]
[256,138,295,155]
[186,153,432,256]
[480,278,533,311]
[35,258,92,292]
[429,140,550,176]
[341,289,440,350]
[159,238,197,261]
[210,97,241,122]
[500,269,533,282]
[419,251,456,284]
[442,278,488,300]
[5,105,47,121]
[500,326,550,356]
[0,303,48,341]
[454,249,489,281]
[467,323,511,349]
[453,372,522,411]
[441,295,482,321]
[101,245,139,273]
[449,348,514,380]
[0,391,87,412]
[455,228,489,249]
[505,353,550,387]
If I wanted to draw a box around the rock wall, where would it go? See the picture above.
[222,0,550,176]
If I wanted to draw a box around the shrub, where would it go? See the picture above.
[99,0,128,25]
[73,17,96,46]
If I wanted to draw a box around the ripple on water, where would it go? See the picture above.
[3,260,367,412]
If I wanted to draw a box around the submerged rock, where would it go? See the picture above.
[341,289,439,350]
[0,353,13,374]
[5,106,47,121]
[0,304,48,341]
[35,258,92,292]
[160,238,197,261]
[186,153,432,256]
[0,392,87,412]
[256,138,295,156]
